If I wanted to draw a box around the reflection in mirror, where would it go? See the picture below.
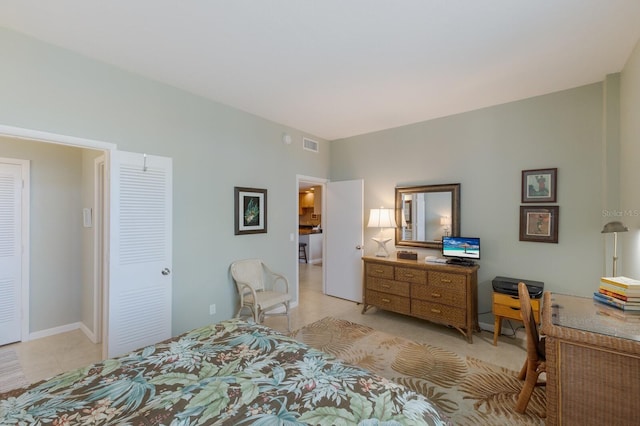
[395,184,460,249]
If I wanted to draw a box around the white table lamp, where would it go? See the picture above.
[440,215,451,237]
[368,207,397,257]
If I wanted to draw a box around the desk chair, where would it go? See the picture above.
[516,281,546,415]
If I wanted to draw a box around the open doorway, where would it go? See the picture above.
[0,128,111,354]
[297,176,327,299]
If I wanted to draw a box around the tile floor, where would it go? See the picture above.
[9,328,103,385]
[8,262,528,385]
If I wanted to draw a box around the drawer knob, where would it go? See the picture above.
[441,279,452,283]
[404,273,415,278]
[510,307,521,311]
[431,293,441,298]
[381,298,391,303]
[374,269,384,273]
[382,284,391,289]
[430,308,441,314]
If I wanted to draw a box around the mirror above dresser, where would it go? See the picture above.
[395,183,460,249]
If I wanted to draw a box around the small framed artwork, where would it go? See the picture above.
[234,187,267,235]
[521,168,557,203]
[519,206,559,243]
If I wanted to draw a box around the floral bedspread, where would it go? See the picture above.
[1,318,451,425]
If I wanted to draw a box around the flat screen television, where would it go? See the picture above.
[442,236,480,264]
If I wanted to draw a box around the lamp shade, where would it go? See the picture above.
[440,216,451,226]
[601,221,629,233]
[367,208,397,228]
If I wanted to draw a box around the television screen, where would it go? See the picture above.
[442,236,480,260]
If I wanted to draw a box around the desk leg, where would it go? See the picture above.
[493,316,502,345]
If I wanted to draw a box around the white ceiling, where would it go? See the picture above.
[1,1,639,140]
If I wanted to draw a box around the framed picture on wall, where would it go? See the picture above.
[521,168,557,203]
[519,205,559,243]
[234,187,267,235]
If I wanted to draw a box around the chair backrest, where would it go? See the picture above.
[230,259,266,292]
[518,282,543,361]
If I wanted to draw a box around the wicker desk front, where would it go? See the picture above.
[542,292,640,425]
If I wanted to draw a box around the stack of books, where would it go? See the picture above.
[594,276,640,312]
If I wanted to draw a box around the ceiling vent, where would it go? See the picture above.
[303,137,319,153]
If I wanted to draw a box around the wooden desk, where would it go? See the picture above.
[542,292,640,425]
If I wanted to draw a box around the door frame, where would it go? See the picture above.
[0,124,116,343]
[296,175,328,297]
[92,155,106,343]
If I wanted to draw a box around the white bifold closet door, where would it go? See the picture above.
[107,151,172,358]
[0,160,25,346]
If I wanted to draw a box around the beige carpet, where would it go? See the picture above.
[0,347,29,394]
[291,317,545,426]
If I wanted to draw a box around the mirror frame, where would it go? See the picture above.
[395,183,460,249]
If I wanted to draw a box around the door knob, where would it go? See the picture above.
[162,268,171,276]
[356,245,363,250]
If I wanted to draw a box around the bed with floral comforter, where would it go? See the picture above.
[1,318,451,425]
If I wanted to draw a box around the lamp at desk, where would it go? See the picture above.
[601,221,628,276]
[368,207,397,257]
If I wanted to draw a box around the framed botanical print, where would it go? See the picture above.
[522,168,557,203]
[519,205,559,243]
[234,187,267,235]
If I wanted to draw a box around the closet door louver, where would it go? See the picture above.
[0,162,22,345]
[107,151,172,358]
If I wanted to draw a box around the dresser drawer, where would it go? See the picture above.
[366,263,394,279]
[366,289,410,315]
[395,267,427,284]
[412,281,465,306]
[367,277,410,297]
[428,271,466,287]
[411,300,466,328]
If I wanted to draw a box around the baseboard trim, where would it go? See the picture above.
[28,321,96,343]
[479,321,494,333]
[79,323,98,343]
[29,322,81,341]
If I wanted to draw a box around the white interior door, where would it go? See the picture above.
[325,179,364,302]
[107,151,172,358]
[0,159,28,346]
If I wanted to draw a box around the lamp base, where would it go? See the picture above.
[372,237,392,257]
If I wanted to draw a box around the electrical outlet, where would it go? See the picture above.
[209,304,216,315]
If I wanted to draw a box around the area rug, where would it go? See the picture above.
[0,347,29,394]
[291,317,545,426]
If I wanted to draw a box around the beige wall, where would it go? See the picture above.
[81,149,104,338]
[0,137,86,331]
[0,27,331,336]
[2,24,638,337]
[331,82,613,322]
[620,38,640,278]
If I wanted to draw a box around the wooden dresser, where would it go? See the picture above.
[362,255,479,342]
